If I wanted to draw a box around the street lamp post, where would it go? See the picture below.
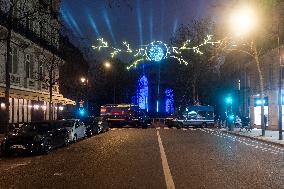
[104,62,115,104]
[278,27,283,140]
[229,6,266,136]
[80,77,88,116]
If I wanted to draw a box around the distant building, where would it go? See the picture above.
[0,0,75,133]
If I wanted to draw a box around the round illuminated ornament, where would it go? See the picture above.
[146,41,167,62]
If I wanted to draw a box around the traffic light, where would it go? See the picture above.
[78,108,86,116]
[228,114,235,121]
[225,97,233,104]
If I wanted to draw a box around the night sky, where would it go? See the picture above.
[60,0,228,56]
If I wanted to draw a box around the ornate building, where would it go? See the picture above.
[0,0,75,133]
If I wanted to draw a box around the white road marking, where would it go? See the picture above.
[157,130,175,189]
[54,172,63,176]
[156,127,161,130]
[164,127,169,130]
[182,128,187,131]
[4,161,31,171]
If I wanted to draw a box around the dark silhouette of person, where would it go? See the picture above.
[264,115,267,127]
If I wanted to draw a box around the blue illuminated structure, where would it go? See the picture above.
[165,88,174,114]
[146,41,167,62]
[79,108,86,116]
[137,75,149,111]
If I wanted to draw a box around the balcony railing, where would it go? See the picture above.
[10,74,21,86]
[24,78,37,90]
[0,10,62,58]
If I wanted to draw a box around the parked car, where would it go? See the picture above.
[81,117,102,136]
[1,121,69,155]
[61,119,86,142]
[97,117,110,132]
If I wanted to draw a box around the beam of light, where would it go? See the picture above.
[136,0,143,46]
[173,18,178,34]
[149,9,153,42]
[60,6,73,30]
[103,9,116,45]
[160,0,165,40]
[156,100,159,113]
[87,11,101,37]
[61,4,83,36]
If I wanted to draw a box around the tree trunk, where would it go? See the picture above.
[4,28,12,136]
[253,45,265,136]
[49,70,53,121]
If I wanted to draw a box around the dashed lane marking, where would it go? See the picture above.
[157,130,175,189]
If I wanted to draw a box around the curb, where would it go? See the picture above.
[221,130,284,147]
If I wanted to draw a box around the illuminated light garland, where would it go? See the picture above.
[126,58,145,70]
[91,35,220,69]
[169,55,189,65]
[123,41,133,53]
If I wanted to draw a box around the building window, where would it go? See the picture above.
[247,75,251,88]
[237,79,241,90]
[25,54,30,78]
[9,47,18,74]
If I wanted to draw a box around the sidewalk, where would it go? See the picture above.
[221,128,284,147]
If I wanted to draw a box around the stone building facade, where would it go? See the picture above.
[0,0,75,133]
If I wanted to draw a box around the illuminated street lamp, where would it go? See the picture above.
[229,6,257,37]
[228,6,267,136]
[80,77,87,84]
[79,76,88,117]
[104,62,111,69]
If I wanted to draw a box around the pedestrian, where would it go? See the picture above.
[264,115,267,128]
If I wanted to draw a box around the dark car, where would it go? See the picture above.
[98,117,110,132]
[81,117,103,136]
[1,121,69,156]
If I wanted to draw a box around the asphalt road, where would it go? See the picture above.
[0,127,283,189]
